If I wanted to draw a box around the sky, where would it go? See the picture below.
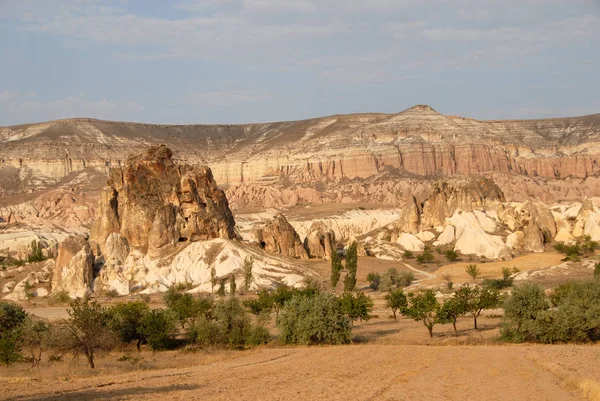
[0,0,599,125]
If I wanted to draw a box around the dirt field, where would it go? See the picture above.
[2,343,599,401]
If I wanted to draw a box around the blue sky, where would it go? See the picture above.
[0,0,598,125]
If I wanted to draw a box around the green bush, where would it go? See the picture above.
[379,268,413,291]
[444,250,459,262]
[0,302,28,366]
[403,250,414,259]
[465,264,479,280]
[109,301,150,351]
[277,293,351,345]
[402,289,443,338]
[416,251,434,264]
[366,272,381,290]
[338,292,374,323]
[48,291,71,305]
[139,309,177,351]
[500,283,548,342]
[164,287,213,329]
[383,288,408,319]
[247,325,270,346]
[27,240,46,263]
[343,243,358,292]
[594,262,600,279]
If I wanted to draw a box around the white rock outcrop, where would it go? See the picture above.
[396,233,425,252]
[450,212,510,259]
[433,225,455,246]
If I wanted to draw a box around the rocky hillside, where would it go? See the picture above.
[2,105,600,204]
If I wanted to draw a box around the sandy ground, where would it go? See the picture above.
[2,343,599,401]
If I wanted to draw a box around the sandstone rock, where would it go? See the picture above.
[415,231,436,242]
[4,273,39,301]
[51,235,94,298]
[304,226,336,260]
[35,288,49,297]
[90,145,236,258]
[523,222,545,253]
[258,214,308,260]
[473,210,497,233]
[450,212,510,259]
[2,281,15,293]
[583,212,600,241]
[554,228,576,245]
[398,196,420,233]
[506,231,524,249]
[433,225,455,246]
[525,201,557,240]
[396,233,425,252]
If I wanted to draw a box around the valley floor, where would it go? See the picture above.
[2,343,600,401]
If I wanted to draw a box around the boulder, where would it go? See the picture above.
[450,212,510,259]
[433,225,455,246]
[51,235,94,298]
[523,222,545,253]
[415,231,436,242]
[396,233,425,252]
[305,226,336,260]
[506,231,524,249]
[258,214,309,259]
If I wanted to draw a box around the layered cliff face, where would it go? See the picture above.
[1,106,600,204]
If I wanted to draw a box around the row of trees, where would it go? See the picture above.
[330,243,358,292]
[383,286,502,337]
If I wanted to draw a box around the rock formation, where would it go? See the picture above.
[257,214,309,260]
[51,236,94,298]
[90,145,236,260]
[304,223,336,260]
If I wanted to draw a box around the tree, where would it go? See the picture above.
[330,249,342,289]
[343,243,358,292]
[243,256,254,292]
[63,299,115,368]
[501,283,548,341]
[0,302,28,367]
[277,293,351,345]
[138,309,177,352]
[242,289,274,316]
[217,278,226,297]
[454,286,501,329]
[164,288,212,329]
[109,301,150,351]
[366,272,381,290]
[383,288,408,319]
[338,292,374,323]
[20,317,51,368]
[465,264,480,281]
[212,297,253,349]
[229,275,237,295]
[272,286,294,317]
[438,295,468,334]
[27,240,46,263]
[416,251,434,264]
[403,290,443,337]
[595,262,600,279]
[210,266,217,293]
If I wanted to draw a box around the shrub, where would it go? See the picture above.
[20,317,51,368]
[247,325,270,346]
[242,289,274,316]
[212,297,254,349]
[330,250,343,289]
[403,250,414,259]
[277,293,351,345]
[138,309,177,352]
[109,301,150,351]
[338,292,374,323]
[164,287,213,329]
[192,317,223,347]
[48,290,71,305]
[465,264,479,280]
[416,251,434,264]
[444,250,459,262]
[366,272,381,290]
[595,262,600,279]
[229,275,237,294]
[500,283,548,342]
[243,256,254,292]
[396,271,415,287]
[105,289,119,299]
[383,288,407,319]
[482,268,513,290]
[380,267,399,291]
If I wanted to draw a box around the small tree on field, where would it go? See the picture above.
[438,295,468,334]
[338,291,374,323]
[402,289,444,338]
[466,264,480,281]
[109,301,150,351]
[63,299,115,368]
[243,256,254,292]
[366,272,381,290]
[454,286,501,329]
[217,278,226,297]
[330,250,342,289]
[444,250,459,262]
[384,288,408,319]
[500,283,547,340]
[210,266,217,293]
[0,302,27,367]
[343,243,358,292]
[138,309,177,352]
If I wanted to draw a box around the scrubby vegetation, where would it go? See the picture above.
[553,235,599,261]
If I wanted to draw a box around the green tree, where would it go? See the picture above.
[27,240,46,263]
[229,275,237,295]
[210,266,217,293]
[416,250,435,264]
[20,317,51,368]
[138,309,177,352]
[272,286,295,317]
[438,295,468,334]
[277,293,351,345]
[164,287,213,329]
[217,278,226,297]
[109,301,150,351]
[330,249,342,289]
[343,243,358,292]
[0,302,28,367]
[403,289,444,338]
[500,283,548,342]
[465,264,480,281]
[338,292,374,323]
[444,249,459,262]
[594,262,600,279]
[63,299,115,368]
[242,289,275,316]
[454,286,501,329]
[383,288,408,319]
[243,256,254,292]
[366,272,381,290]
[212,297,253,349]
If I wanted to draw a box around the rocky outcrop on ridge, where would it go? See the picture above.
[257,214,309,260]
